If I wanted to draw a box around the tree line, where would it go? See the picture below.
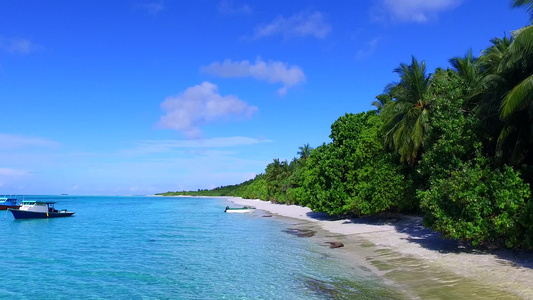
[158,1,533,248]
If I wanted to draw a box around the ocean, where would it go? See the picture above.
[0,196,400,299]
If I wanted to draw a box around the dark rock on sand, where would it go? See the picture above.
[325,241,344,248]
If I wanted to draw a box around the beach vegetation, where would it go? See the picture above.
[300,112,412,215]
[158,3,533,249]
[381,56,431,166]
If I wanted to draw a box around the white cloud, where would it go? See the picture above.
[218,0,252,15]
[128,136,271,155]
[201,58,306,96]
[356,37,381,59]
[373,0,463,23]
[253,11,331,39]
[147,136,270,149]
[156,82,258,138]
[0,134,60,150]
[0,37,39,54]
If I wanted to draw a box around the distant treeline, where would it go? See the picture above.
[158,3,533,249]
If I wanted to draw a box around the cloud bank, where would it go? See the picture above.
[128,136,271,155]
[374,0,463,23]
[201,58,305,96]
[156,82,258,138]
[253,11,331,39]
[142,136,270,149]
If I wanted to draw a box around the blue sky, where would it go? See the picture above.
[0,0,530,195]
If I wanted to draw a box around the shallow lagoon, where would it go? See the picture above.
[1,196,400,299]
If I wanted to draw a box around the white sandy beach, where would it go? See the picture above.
[228,197,533,299]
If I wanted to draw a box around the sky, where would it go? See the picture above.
[0,0,530,195]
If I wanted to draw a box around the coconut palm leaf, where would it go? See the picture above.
[497,115,532,163]
[381,56,431,165]
[478,36,511,75]
[499,26,533,73]
[413,108,429,150]
[450,49,480,88]
[512,0,533,21]
[297,143,312,159]
[499,26,533,120]
[371,94,392,114]
[501,74,533,119]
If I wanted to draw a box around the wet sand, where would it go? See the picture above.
[228,197,533,299]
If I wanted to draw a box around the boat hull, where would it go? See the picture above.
[0,205,21,210]
[9,209,75,219]
[225,208,255,213]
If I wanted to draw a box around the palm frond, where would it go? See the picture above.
[479,36,511,75]
[499,26,533,73]
[512,0,533,21]
[496,122,517,158]
[449,49,480,87]
[382,56,431,165]
[500,74,533,120]
[510,125,531,163]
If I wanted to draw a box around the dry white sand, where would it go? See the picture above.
[228,197,533,299]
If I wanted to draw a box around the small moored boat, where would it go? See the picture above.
[9,201,75,219]
[225,206,255,213]
[0,196,20,210]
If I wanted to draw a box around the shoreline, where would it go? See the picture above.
[226,197,533,299]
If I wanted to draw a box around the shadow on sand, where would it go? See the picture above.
[305,211,533,270]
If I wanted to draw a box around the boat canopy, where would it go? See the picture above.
[0,197,18,205]
[21,201,56,205]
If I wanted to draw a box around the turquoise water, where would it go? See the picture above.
[1,196,398,299]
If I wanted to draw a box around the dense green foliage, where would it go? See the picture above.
[301,112,412,215]
[419,158,530,247]
[160,3,533,249]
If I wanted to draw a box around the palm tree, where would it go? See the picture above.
[471,12,533,164]
[496,25,533,163]
[478,36,512,75]
[265,158,285,200]
[297,143,312,160]
[266,159,282,181]
[499,28,533,120]
[381,56,431,165]
[371,94,393,114]
[469,36,512,154]
[449,49,480,90]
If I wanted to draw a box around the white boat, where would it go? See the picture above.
[9,201,75,219]
[224,206,255,213]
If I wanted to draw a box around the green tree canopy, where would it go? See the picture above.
[303,112,411,216]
